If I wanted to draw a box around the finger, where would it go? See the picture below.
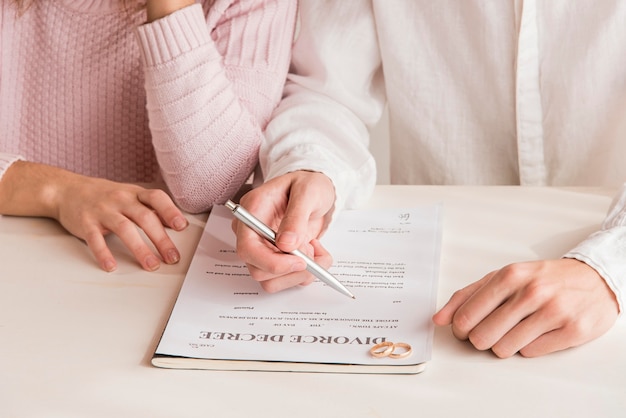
[126,204,181,265]
[275,204,315,253]
[297,239,332,287]
[449,269,520,340]
[137,189,188,231]
[517,328,571,358]
[240,239,328,292]
[243,251,308,282]
[105,214,162,271]
[235,219,307,281]
[275,180,330,253]
[432,272,495,327]
[494,299,601,358]
[256,269,318,293]
[309,238,332,269]
[515,316,602,358]
[464,273,551,351]
[83,227,117,272]
[243,233,312,291]
[488,313,560,358]
[233,191,286,259]
[466,295,540,353]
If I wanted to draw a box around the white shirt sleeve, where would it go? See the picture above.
[564,183,626,314]
[260,2,383,212]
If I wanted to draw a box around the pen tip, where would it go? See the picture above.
[351,296,356,299]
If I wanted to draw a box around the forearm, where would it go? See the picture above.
[0,160,65,219]
[141,30,263,212]
[137,1,297,212]
[261,2,383,212]
[261,88,378,214]
[145,0,195,23]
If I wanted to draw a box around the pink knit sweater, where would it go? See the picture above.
[0,0,296,213]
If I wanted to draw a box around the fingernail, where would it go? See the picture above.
[173,217,187,231]
[103,259,117,272]
[277,231,298,246]
[145,255,161,271]
[166,249,180,264]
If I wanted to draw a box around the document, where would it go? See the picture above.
[152,204,442,374]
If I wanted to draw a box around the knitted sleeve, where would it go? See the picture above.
[136,0,296,213]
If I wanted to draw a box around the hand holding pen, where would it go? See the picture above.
[231,175,353,297]
[227,200,354,299]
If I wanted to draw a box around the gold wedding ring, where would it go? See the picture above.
[369,341,394,358]
[389,342,412,359]
[369,341,413,359]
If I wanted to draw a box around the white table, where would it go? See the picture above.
[2,186,625,418]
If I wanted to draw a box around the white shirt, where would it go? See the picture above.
[261,0,626,312]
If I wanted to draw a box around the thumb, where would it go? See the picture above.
[274,198,315,253]
[275,172,335,253]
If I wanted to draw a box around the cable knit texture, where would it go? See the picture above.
[0,0,296,212]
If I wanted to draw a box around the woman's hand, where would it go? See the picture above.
[0,161,188,272]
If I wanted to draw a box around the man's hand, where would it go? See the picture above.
[433,258,619,358]
[232,171,336,293]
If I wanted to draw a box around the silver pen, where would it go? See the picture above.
[225,200,355,299]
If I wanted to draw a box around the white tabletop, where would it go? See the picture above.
[2,186,625,418]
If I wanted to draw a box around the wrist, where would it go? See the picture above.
[0,161,65,219]
[145,0,195,23]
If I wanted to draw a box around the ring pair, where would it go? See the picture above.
[369,341,412,359]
